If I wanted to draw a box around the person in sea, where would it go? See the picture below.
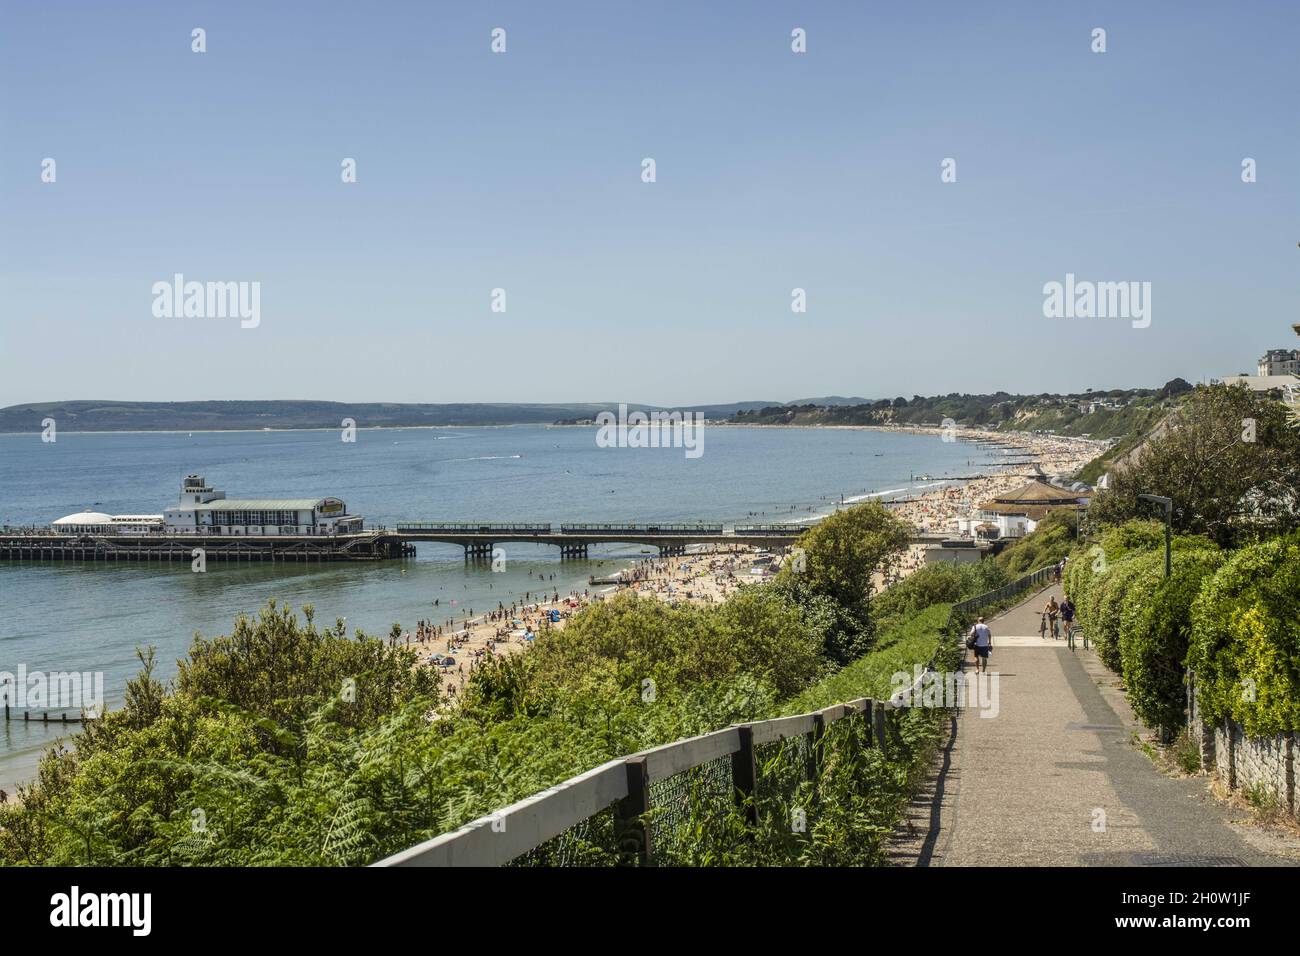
[968,616,992,673]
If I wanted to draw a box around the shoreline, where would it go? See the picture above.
[422,426,1105,698]
[0,424,1104,793]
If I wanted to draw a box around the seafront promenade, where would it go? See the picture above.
[890,586,1300,866]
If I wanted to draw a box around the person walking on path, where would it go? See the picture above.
[1043,596,1060,639]
[1059,595,1075,638]
[967,616,992,673]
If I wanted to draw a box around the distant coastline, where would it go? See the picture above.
[0,387,1166,436]
[0,399,777,434]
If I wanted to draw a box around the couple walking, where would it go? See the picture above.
[1040,594,1076,640]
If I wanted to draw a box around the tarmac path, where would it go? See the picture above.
[889,584,1300,866]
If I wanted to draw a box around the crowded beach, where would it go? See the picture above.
[406,427,1102,702]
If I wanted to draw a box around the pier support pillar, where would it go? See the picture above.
[464,541,494,561]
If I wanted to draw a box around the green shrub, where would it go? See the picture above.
[1098,519,1168,562]
[782,604,953,715]
[1069,522,1212,676]
[995,510,1078,574]
[872,562,1007,624]
[1089,554,1157,672]
[1117,544,1221,740]
[1064,519,1167,640]
[1188,532,1300,736]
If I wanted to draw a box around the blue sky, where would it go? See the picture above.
[2,1,1297,407]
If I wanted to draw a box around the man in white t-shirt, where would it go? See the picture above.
[968,617,993,673]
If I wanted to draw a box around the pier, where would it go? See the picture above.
[0,521,818,564]
[0,529,407,563]
[391,522,808,560]
[0,521,952,565]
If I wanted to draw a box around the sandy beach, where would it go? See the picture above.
[414,426,1104,701]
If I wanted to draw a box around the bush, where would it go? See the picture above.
[872,562,1008,624]
[1088,554,1157,672]
[797,501,912,615]
[1067,521,1212,675]
[1188,532,1300,736]
[1117,545,1221,740]
[526,590,823,702]
[995,510,1078,574]
[762,572,874,665]
[1097,519,1168,561]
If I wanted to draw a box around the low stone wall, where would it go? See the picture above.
[1190,673,1297,817]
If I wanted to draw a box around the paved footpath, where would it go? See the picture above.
[889,584,1300,866]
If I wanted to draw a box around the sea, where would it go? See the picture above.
[0,423,1009,790]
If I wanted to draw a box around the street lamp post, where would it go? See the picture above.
[1137,494,1172,577]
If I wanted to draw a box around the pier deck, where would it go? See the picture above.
[1,523,949,564]
[0,530,404,563]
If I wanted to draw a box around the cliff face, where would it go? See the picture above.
[1075,410,1178,484]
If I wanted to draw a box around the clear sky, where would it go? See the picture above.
[2,0,1297,407]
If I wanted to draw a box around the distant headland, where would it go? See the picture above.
[0,385,1188,435]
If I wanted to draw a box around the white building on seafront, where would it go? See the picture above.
[956,478,1090,540]
[51,476,363,536]
[51,512,164,534]
[163,475,363,535]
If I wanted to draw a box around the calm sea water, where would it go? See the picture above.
[0,424,1003,789]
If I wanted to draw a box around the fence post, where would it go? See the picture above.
[731,725,758,827]
[872,700,887,749]
[614,757,652,866]
[805,714,825,782]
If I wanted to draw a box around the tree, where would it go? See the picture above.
[1087,383,1300,547]
[798,502,911,611]
[1156,377,1193,400]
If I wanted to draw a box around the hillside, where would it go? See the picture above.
[0,399,778,433]
[732,386,1187,441]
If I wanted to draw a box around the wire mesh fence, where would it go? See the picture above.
[645,753,736,863]
[508,804,621,867]
[754,733,814,811]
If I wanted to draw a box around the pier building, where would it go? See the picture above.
[162,475,363,535]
